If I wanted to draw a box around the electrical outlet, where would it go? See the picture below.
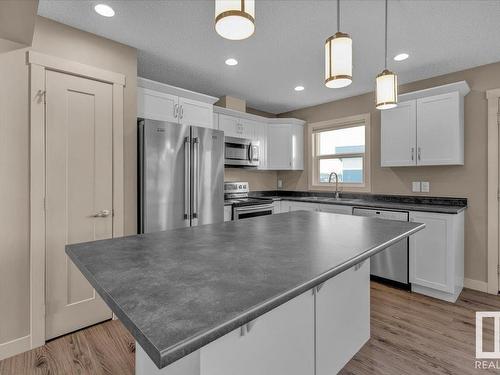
[277,179,283,189]
[421,181,430,193]
[412,181,421,192]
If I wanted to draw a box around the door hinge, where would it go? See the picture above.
[43,197,46,212]
[497,264,500,275]
[497,189,500,201]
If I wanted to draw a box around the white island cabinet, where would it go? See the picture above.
[135,263,370,375]
[201,291,315,375]
[316,261,370,375]
[409,210,464,302]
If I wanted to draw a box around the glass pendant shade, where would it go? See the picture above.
[376,69,398,110]
[324,32,353,88]
[215,0,255,40]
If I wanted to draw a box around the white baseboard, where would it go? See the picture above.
[0,334,31,361]
[464,278,489,293]
[412,284,462,303]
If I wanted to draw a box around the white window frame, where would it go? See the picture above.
[307,113,371,192]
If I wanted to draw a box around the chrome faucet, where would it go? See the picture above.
[328,172,340,199]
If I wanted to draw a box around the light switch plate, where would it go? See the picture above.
[277,179,283,189]
[412,181,421,192]
[421,181,430,193]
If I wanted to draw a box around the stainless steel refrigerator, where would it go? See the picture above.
[138,119,224,233]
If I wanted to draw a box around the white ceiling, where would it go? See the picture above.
[37,0,500,114]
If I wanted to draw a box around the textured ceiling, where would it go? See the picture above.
[38,0,500,114]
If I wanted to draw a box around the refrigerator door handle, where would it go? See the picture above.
[184,136,190,221]
[193,137,199,219]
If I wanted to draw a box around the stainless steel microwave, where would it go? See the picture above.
[224,136,259,167]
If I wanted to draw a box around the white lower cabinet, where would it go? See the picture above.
[272,201,281,214]
[223,205,232,222]
[318,204,353,215]
[409,211,464,302]
[200,291,315,375]
[281,200,319,212]
[315,261,370,375]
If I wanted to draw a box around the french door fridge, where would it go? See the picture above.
[138,119,224,233]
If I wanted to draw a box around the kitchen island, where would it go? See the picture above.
[66,211,424,375]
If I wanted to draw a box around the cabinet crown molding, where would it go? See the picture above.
[399,81,470,102]
[214,105,305,125]
[138,77,218,105]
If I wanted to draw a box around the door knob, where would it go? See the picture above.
[92,210,111,218]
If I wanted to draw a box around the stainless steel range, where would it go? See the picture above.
[224,182,274,220]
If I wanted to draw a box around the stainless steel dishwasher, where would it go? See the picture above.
[352,208,410,288]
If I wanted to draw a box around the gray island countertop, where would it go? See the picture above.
[66,211,424,369]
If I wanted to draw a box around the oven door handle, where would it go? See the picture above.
[234,204,275,213]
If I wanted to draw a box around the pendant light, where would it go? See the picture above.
[325,0,352,88]
[215,0,255,40]
[376,0,398,110]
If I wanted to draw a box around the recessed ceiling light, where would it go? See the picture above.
[94,4,115,17]
[225,58,238,66]
[393,53,409,61]
[294,86,305,92]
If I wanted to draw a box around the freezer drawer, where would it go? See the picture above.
[352,208,409,285]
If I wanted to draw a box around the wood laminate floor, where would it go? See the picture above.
[1,282,500,375]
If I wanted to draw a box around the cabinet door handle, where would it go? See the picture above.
[354,260,365,271]
[240,320,256,336]
[411,147,414,161]
[179,105,184,119]
[418,147,421,161]
[173,104,178,118]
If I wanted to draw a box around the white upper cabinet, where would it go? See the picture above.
[267,122,304,170]
[178,97,213,128]
[137,87,178,123]
[137,78,217,129]
[416,92,463,165]
[218,114,254,139]
[218,114,240,137]
[253,120,268,169]
[291,124,304,170]
[213,106,305,171]
[268,124,292,169]
[381,100,417,166]
[380,81,469,167]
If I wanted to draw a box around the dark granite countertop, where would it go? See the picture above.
[249,191,467,214]
[66,211,424,369]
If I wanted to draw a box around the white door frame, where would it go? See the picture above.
[28,51,125,349]
[487,88,500,294]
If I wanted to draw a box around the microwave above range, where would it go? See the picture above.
[224,136,259,167]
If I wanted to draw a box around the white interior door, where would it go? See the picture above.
[45,70,113,340]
